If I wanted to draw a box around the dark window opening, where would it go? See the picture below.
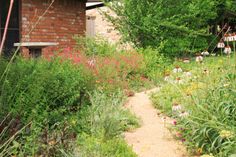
[0,0,20,57]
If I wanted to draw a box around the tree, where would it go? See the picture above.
[105,0,236,57]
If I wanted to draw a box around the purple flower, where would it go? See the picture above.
[173,120,177,125]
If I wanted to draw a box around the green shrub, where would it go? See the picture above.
[138,47,171,83]
[0,57,94,156]
[75,36,118,57]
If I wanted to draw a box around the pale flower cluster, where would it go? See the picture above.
[172,103,189,118]
[173,66,183,73]
[164,66,192,85]
[201,50,209,56]
[219,130,234,138]
[224,33,236,42]
[217,42,225,48]
[224,46,232,54]
[172,104,182,112]
[196,55,203,62]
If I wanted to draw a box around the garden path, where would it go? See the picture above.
[125,88,188,157]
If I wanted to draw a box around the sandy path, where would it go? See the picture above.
[125,88,188,157]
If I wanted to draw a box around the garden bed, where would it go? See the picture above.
[151,56,236,157]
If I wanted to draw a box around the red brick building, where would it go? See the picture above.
[0,0,102,57]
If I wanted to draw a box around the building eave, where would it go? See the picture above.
[86,2,104,10]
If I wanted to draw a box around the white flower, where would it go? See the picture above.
[233,33,236,41]
[173,66,182,73]
[174,77,184,84]
[217,42,225,48]
[228,34,234,42]
[201,50,209,56]
[211,53,216,56]
[183,58,190,63]
[184,71,192,77]
[196,56,203,62]
[164,76,170,81]
[224,46,232,54]
[172,104,182,112]
[179,112,189,118]
[183,60,190,63]
[224,34,229,42]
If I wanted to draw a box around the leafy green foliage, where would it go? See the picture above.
[138,47,171,83]
[77,134,136,157]
[75,36,118,57]
[106,0,236,56]
[0,57,93,120]
[0,57,94,156]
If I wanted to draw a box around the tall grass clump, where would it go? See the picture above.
[75,90,139,157]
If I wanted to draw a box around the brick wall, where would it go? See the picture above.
[20,0,86,57]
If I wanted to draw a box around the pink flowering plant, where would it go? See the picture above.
[53,43,151,93]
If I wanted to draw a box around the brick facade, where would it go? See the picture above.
[20,0,86,57]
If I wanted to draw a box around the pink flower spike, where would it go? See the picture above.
[64,47,72,53]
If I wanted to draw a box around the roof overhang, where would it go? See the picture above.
[87,0,102,2]
[86,1,104,10]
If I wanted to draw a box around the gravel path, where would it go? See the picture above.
[125,88,188,157]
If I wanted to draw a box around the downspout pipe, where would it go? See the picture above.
[0,0,14,56]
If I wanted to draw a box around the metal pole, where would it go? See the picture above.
[0,0,14,56]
